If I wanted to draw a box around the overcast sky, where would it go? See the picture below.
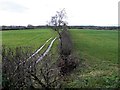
[0,0,119,26]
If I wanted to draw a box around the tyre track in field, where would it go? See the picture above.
[27,36,57,64]
[27,37,52,60]
[36,37,57,63]
[14,37,57,73]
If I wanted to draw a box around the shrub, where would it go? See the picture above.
[2,47,62,89]
[2,46,35,90]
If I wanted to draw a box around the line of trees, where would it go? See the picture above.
[1,25,119,30]
[1,25,49,30]
[68,26,119,30]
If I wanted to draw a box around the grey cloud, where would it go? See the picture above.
[0,1,28,13]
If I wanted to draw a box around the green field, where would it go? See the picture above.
[2,29,119,88]
[68,29,118,88]
[70,29,118,64]
[2,29,57,50]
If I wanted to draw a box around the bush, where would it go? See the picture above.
[59,30,72,56]
[2,47,62,89]
[58,53,79,76]
[2,46,35,90]
[58,25,79,75]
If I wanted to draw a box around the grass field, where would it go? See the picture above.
[67,29,119,88]
[70,29,118,64]
[1,29,119,88]
[2,29,57,50]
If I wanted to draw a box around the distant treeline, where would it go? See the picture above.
[1,25,47,30]
[1,25,119,30]
[68,26,119,30]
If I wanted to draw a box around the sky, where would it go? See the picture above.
[0,0,119,26]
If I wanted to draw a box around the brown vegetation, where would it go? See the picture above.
[2,47,62,89]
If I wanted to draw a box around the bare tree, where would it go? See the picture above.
[49,9,67,37]
[49,9,78,75]
[49,9,69,54]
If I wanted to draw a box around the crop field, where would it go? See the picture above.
[68,29,118,88]
[1,29,119,88]
[2,29,57,48]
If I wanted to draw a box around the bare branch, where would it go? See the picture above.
[30,73,46,88]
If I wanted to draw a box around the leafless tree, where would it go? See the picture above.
[49,9,78,75]
[49,9,67,37]
[49,9,69,55]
